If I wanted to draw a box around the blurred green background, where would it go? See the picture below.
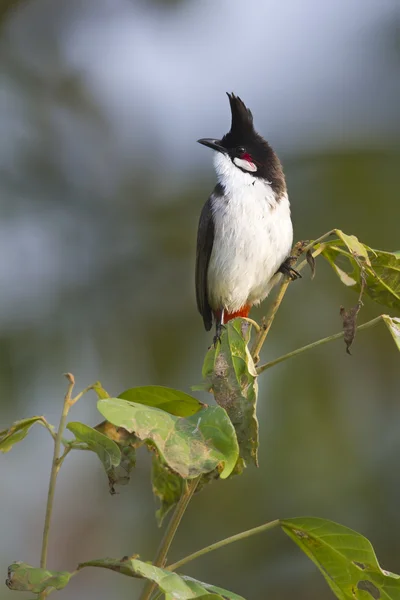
[0,1,399,599]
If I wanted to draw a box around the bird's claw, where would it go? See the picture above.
[278,257,302,281]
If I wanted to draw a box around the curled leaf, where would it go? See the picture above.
[6,562,71,593]
[0,417,48,453]
[339,270,365,355]
[67,422,123,492]
[67,422,121,473]
[340,298,363,355]
[306,250,316,279]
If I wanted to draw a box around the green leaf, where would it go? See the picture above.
[67,422,121,472]
[382,315,400,351]
[132,559,245,600]
[201,318,259,467]
[281,516,400,600]
[152,455,184,526]
[78,557,245,599]
[6,562,71,593]
[321,235,400,311]
[334,230,371,265]
[0,417,46,453]
[97,398,238,479]
[118,385,204,417]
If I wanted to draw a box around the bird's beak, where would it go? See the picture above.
[197,138,226,153]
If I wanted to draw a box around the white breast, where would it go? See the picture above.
[207,152,293,313]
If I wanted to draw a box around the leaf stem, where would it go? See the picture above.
[167,519,279,572]
[39,418,57,442]
[40,374,75,570]
[139,477,200,600]
[256,315,384,374]
[58,446,72,468]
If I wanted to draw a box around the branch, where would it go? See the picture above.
[139,477,200,600]
[39,377,96,577]
[40,374,75,570]
[257,315,384,374]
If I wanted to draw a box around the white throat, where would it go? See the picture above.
[213,151,277,205]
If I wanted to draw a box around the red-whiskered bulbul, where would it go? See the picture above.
[196,93,296,341]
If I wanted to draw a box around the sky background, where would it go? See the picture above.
[0,1,399,599]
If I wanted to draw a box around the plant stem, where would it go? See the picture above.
[139,477,200,600]
[167,519,279,572]
[256,315,384,374]
[40,374,75,569]
[250,232,339,363]
[250,278,291,362]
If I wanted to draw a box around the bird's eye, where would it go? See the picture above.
[237,146,246,155]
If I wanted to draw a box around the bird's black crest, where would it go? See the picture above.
[227,92,254,136]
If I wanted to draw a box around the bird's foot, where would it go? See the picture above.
[278,256,302,281]
[213,322,226,347]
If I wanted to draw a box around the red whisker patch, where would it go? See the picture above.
[241,152,253,163]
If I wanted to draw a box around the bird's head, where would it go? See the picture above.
[198,93,285,194]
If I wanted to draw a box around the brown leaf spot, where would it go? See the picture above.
[357,580,380,599]
[293,529,309,539]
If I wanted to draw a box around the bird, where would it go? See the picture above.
[195,93,297,342]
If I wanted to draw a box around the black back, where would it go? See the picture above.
[195,189,219,331]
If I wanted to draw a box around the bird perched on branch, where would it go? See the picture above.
[195,93,297,342]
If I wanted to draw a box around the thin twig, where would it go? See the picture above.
[70,384,95,406]
[301,230,337,253]
[40,374,75,570]
[139,478,200,600]
[256,315,384,374]
[167,519,279,572]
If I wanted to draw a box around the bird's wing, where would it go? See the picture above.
[195,194,215,331]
